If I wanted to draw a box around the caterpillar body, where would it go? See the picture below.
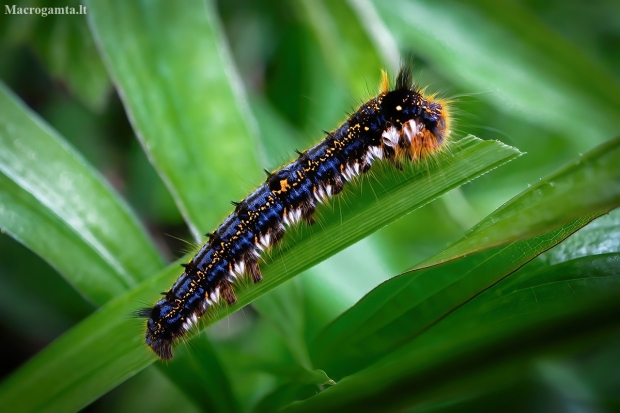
[139,65,451,359]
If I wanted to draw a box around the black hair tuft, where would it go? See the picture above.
[133,307,153,318]
[395,64,413,90]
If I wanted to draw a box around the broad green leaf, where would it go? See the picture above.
[392,252,620,408]
[312,136,620,377]
[312,216,596,378]
[0,84,162,306]
[288,253,620,412]
[358,0,620,148]
[85,0,263,236]
[0,136,519,412]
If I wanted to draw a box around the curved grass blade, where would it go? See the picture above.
[538,208,620,266]
[0,136,519,412]
[423,136,620,267]
[210,137,520,323]
[287,253,620,412]
[85,0,263,237]
[0,263,177,413]
[312,216,597,378]
[0,83,163,306]
[312,136,620,378]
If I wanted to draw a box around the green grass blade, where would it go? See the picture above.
[0,264,177,413]
[311,216,597,379]
[287,252,620,412]
[211,137,519,323]
[0,83,163,306]
[423,136,620,267]
[312,136,620,378]
[359,0,620,148]
[418,252,620,411]
[85,0,263,236]
[538,208,620,267]
[0,136,518,412]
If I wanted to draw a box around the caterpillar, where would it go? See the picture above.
[138,65,451,359]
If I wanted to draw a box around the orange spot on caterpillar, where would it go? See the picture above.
[279,179,289,192]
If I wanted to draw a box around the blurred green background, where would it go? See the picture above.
[0,0,619,411]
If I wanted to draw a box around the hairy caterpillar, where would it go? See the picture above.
[137,65,451,359]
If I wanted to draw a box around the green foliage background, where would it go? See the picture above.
[0,0,619,411]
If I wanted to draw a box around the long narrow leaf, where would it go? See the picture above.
[423,136,620,267]
[288,253,620,412]
[0,84,163,305]
[85,0,263,236]
[0,136,518,412]
[313,136,620,378]
[312,216,597,378]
